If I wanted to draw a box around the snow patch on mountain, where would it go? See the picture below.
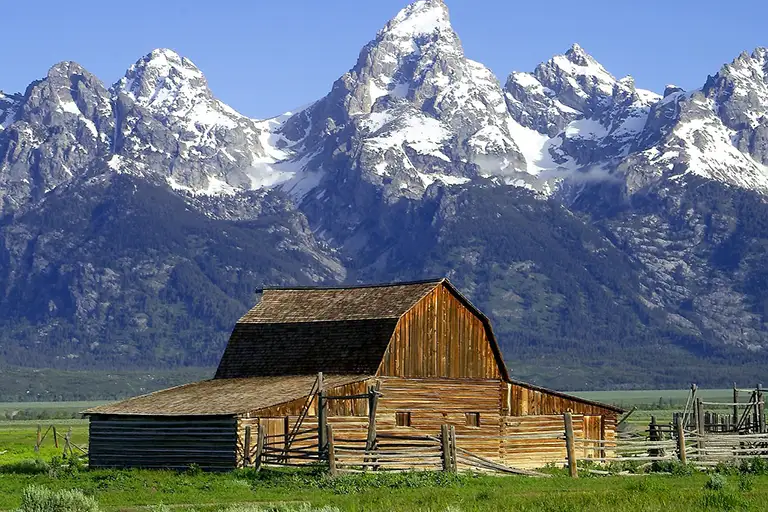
[385,0,450,38]
[0,92,21,130]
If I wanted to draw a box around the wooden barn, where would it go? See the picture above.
[85,278,621,471]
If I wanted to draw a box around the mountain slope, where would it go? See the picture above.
[0,172,341,368]
[2,0,768,388]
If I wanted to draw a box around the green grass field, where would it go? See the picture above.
[0,402,107,422]
[0,419,89,465]
[3,465,768,511]
[570,388,735,409]
[3,391,766,511]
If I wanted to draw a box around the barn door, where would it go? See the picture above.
[582,415,603,459]
[260,417,289,464]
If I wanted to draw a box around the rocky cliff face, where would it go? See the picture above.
[2,0,768,387]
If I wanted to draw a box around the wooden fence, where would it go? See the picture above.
[330,427,445,474]
[242,412,768,477]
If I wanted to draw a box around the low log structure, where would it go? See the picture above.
[85,278,622,471]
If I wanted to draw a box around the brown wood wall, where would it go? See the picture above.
[506,382,616,416]
[89,415,238,471]
[376,377,503,456]
[236,378,619,469]
[377,285,501,379]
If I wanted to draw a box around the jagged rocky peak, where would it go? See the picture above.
[534,43,618,115]
[114,49,209,109]
[281,0,526,201]
[381,0,451,39]
[0,61,115,215]
[504,43,620,136]
[325,0,462,118]
[20,61,114,129]
[108,48,282,198]
[704,46,768,166]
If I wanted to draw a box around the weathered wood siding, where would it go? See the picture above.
[248,380,371,418]
[378,285,501,379]
[376,377,502,458]
[89,415,238,471]
[237,380,373,466]
[502,414,578,468]
[506,382,614,416]
[236,377,618,469]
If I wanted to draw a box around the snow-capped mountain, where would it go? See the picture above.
[110,49,289,195]
[3,0,768,387]
[277,0,534,202]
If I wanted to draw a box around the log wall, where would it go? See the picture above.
[237,377,618,469]
[506,382,616,416]
[375,378,502,448]
[378,285,501,379]
[89,414,238,471]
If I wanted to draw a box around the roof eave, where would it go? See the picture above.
[505,378,625,414]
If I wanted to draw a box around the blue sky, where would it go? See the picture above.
[1,0,765,119]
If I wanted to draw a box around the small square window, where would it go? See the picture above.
[465,412,480,427]
[396,411,411,427]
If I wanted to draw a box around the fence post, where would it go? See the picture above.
[696,398,705,450]
[317,372,327,459]
[365,384,379,471]
[35,424,41,453]
[676,418,687,465]
[63,428,73,458]
[327,424,337,477]
[52,426,58,449]
[244,425,252,466]
[649,416,659,458]
[254,424,265,471]
[441,424,451,472]
[283,416,290,463]
[449,425,457,472]
[564,412,578,478]
[758,384,765,433]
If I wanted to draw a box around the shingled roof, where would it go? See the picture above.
[239,280,442,323]
[84,375,368,416]
[214,279,444,379]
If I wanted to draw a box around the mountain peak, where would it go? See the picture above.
[565,43,590,65]
[557,44,610,77]
[381,0,451,39]
[46,61,92,80]
[135,48,204,81]
[115,48,209,109]
[536,44,616,102]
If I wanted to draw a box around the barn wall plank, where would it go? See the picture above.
[377,285,502,379]
[89,415,238,471]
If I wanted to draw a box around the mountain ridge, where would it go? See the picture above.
[2,0,768,388]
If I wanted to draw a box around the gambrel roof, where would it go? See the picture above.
[213,278,510,381]
[87,278,622,416]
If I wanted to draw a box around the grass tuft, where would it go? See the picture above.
[16,485,98,512]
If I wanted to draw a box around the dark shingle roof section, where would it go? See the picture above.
[239,280,442,323]
[214,319,399,378]
[214,280,442,379]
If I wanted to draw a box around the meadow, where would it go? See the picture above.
[2,390,764,511]
[4,462,768,512]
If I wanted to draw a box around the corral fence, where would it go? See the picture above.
[248,422,551,476]
[242,376,768,477]
[244,410,768,477]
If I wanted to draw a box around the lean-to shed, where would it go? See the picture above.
[85,278,622,470]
